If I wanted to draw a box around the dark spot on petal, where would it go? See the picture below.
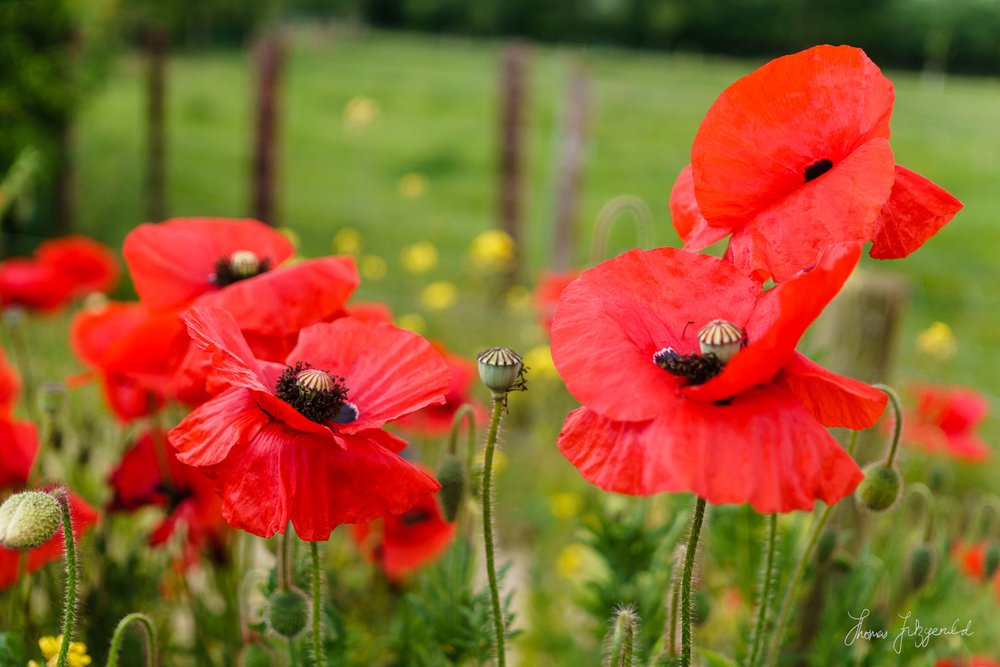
[804,158,833,183]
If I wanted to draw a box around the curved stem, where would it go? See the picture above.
[748,514,777,667]
[588,195,654,264]
[765,502,836,666]
[905,483,937,542]
[55,492,78,667]
[873,384,903,466]
[482,396,507,667]
[279,524,293,591]
[107,612,157,667]
[680,496,707,667]
[309,542,326,667]
[448,403,477,458]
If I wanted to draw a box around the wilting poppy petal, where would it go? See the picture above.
[870,165,964,259]
[170,387,270,467]
[552,247,758,421]
[287,318,450,434]
[558,386,862,513]
[669,164,730,251]
[124,218,295,309]
[776,353,887,429]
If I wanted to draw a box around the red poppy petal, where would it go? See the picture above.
[684,243,860,403]
[208,422,439,540]
[0,348,20,416]
[551,247,758,421]
[36,235,120,295]
[776,353,887,429]
[945,434,991,461]
[197,256,359,338]
[0,419,37,487]
[692,45,894,228]
[0,259,75,311]
[170,387,270,467]
[721,138,895,282]
[182,306,268,392]
[124,218,295,309]
[252,390,339,437]
[287,319,450,433]
[669,164,730,251]
[870,165,963,259]
[558,386,863,513]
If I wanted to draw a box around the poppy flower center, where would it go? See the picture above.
[212,250,271,287]
[804,158,833,182]
[398,509,432,525]
[653,319,745,386]
[275,361,356,424]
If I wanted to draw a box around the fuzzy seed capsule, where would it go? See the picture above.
[697,319,745,363]
[0,491,61,551]
[476,347,524,394]
[266,589,308,638]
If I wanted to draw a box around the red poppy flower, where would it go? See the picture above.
[552,243,887,513]
[535,270,580,335]
[670,45,962,283]
[70,301,186,421]
[903,385,990,461]
[394,344,487,437]
[36,235,119,296]
[0,259,75,312]
[351,467,456,581]
[936,660,1000,667]
[0,346,20,417]
[168,306,450,540]
[109,430,228,565]
[0,491,99,590]
[0,419,37,490]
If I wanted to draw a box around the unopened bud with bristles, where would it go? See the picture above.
[266,589,308,638]
[476,347,524,395]
[855,462,903,512]
[906,543,936,590]
[0,491,61,550]
[435,453,466,522]
[697,319,745,363]
[984,541,1000,579]
[604,606,639,667]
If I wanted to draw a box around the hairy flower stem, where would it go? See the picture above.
[482,396,507,667]
[55,492,78,667]
[279,524,293,591]
[874,384,903,465]
[747,514,777,667]
[680,496,707,667]
[107,612,157,667]
[765,430,857,665]
[310,542,326,667]
[448,403,477,459]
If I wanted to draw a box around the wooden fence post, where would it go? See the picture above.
[145,25,168,222]
[250,29,286,226]
[551,63,589,272]
[497,43,529,286]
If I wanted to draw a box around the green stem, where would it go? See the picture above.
[846,429,861,459]
[680,496,707,667]
[873,384,903,466]
[55,492,78,667]
[310,542,326,667]
[482,396,507,667]
[748,514,777,667]
[448,403,477,458]
[106,612,157,667]
[26,407,54,487]
[280,525,293,590]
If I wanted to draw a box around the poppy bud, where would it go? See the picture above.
[816,529,836,565]
[38,382,66,416]
[239,643,274,667]
[697,319,745,363]
[476,347,524,395]
[855,463,903,512]
[928,464,954,494]
[604,606,638,667]
[435,453,465,522]
[266,589,308,638]
[0,491,61,550]
[693,590,711,626]
[984,541,1000,579]
[906,543,936,590]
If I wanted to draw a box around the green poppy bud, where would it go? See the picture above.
[605,606,639,667]
[816,529,837,565]
[0,491,61,550]
[266,589,308,638]
[693,590,711,626]
[928,463,954,494]
[476,347,524,395]
[907,543,936,590]
[984,541,1000,579]
[855,463,903,512]
[435,453,466,522]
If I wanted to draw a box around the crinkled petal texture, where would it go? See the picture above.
[669,165,731,252]
[203,422,439,540]
[123,218,295,309]
[775,353,887,429]
[551,247,759,421]
[870,165,964,259]
[558,387,864,513]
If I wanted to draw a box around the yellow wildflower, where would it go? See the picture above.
[35,635,91,667]
[396,313,426,334]
[469,230,516,271]
[360,255,387,281]
[504,285,531,312]
[343,96,380,131]
[399,173,428,199]
[474,448,507,475]
[332,227,363,255]
[400,241,438,274]
[421,281,458,311]
[548,492,582,519]
[524,345,558,380]
[556,544,588,579]
[916,321,957,360]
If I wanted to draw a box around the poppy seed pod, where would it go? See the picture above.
[476,347,524,395]
[855,463,902,512]
[0,491,62,551]
[907,543,936,590]
[435,453,466,522]
[266,589,308,638]
[697,319,744,363]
